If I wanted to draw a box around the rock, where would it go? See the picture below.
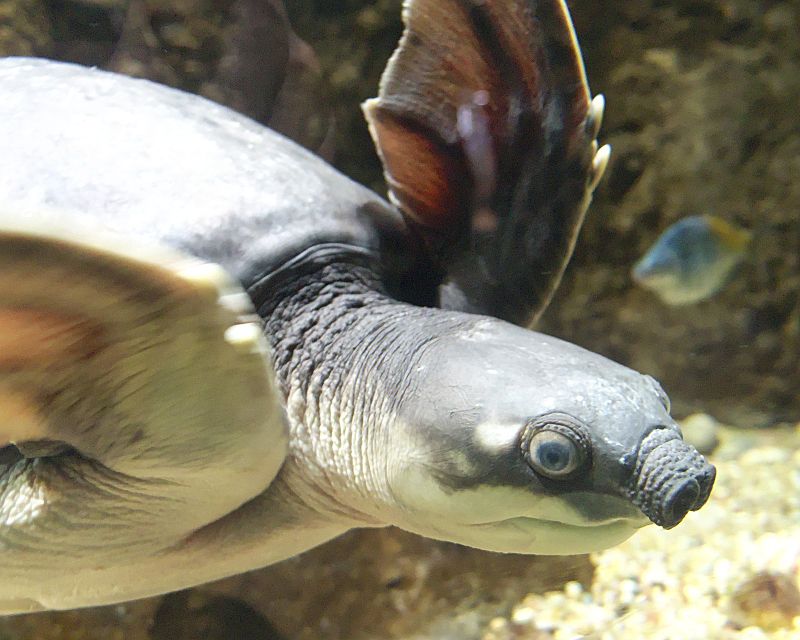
[679,413,721,454]
[150,591,284,640]
[729,571,800,631]
[0,0,52,57]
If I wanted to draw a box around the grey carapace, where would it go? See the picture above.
[0,0,714,613]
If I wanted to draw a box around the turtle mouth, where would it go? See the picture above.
[465,512,648,555]
[465,492,652,539]
[462,489,651,530]
[486,513,650,532]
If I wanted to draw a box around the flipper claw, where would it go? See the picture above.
[587,94,606,140]
[590,144,612,192]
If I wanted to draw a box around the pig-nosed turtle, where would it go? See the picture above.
[0,0,715,613]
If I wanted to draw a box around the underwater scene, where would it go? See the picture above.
[0,0,797,638]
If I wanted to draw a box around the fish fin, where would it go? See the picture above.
[704,215,752,253]
[364,0,605,326]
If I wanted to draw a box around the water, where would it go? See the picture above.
[0,0,798,638]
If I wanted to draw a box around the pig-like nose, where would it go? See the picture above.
[628,427,716,529]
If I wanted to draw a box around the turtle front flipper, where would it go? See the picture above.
[364,0,610,326]
[0,213,286,611]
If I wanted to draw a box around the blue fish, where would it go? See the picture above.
[632,215,751,305]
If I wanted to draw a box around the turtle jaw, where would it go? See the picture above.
[456,489,652,555]
[388,487,651,556]
[464,513,649,556]
[385,457,656,556]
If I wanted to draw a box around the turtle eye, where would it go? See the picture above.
[526,430,581,479]
[521,413,591,480]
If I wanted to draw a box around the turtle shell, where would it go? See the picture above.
[0,58,413,293]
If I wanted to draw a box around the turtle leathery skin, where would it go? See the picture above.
[0,0,714,613]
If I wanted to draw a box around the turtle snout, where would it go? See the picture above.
[627,427,716,529]
[657,464,715,528]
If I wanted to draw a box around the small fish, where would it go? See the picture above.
[632,215,751,305]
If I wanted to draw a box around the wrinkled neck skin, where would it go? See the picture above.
[109,258,431,601]
[254,256,444,532]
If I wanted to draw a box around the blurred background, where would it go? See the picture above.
[1,0,798,638]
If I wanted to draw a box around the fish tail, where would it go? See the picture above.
[703,215,752,253]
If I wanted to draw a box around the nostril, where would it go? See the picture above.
[664,478,700,528]
[691,465,717,511]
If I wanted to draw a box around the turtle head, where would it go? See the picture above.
[386,317,715,555]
